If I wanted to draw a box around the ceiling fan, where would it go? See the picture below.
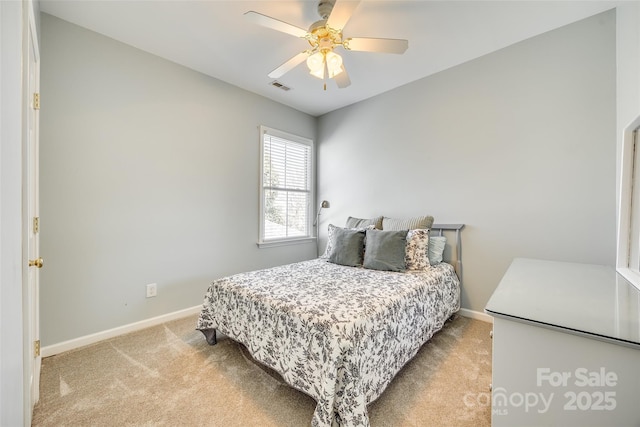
[245,0,409,90]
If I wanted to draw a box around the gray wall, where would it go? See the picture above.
[39,14,317,346]
[40,7,635,346]
[317,10,617,314]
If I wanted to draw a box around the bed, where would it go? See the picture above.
[196,220,464,427]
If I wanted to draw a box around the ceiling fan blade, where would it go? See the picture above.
[268,51,309,79]
[344,37,409,54]
[334,66,351,89]
[326,0,361,30]
[244,11,308,38]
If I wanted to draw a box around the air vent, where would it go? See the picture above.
[270,81,291,91]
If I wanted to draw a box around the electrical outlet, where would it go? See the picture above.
[146,283,157,298]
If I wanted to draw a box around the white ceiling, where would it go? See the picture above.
[39,0,619,117]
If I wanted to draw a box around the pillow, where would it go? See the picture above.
[405,229,430,270]
[382,215,434,231]
[321,223,375,258]
[320,223,340,259]
[345,216,383,230]
[328,227,366,267]
[363,229,408,272]
[429,235,447,265]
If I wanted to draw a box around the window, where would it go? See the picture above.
[617,115,640,290]
[258,126,314,247]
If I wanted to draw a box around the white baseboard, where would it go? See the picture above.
[458,307,494,323]
[41,305,202,358]
[42,305,492,357]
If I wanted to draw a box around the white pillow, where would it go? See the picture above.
[429,236,447,265]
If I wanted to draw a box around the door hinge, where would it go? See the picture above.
[33,217,39,234]
[33,92,40,110]
[34,340,40,357]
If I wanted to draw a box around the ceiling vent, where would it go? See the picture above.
[270,81,291,91]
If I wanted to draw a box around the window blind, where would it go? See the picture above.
[262,131,312,241]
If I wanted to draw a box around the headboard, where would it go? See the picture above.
[431,224,465,284]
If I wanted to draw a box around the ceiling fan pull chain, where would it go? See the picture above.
[323,58,328,91]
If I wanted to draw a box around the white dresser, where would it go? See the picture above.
[485,258,640,426]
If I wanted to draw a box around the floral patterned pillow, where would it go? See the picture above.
[405,229,431,270]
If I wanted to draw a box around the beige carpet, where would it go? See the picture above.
[32,314,492,427]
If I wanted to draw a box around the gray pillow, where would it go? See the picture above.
[345,216,383,230]
[363,229,408,272]
[382,215,434,231]
[328,227,365,267]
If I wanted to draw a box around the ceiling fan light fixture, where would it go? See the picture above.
[247,0,408,89]
[309,67,325,79]
[307,51,325,79]
[325,51,343,78]
[307,50,344,80]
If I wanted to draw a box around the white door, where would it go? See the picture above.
[25,2,41,413]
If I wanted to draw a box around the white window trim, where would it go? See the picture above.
[617,114,640,291]
[257,237,316,249]
[257,125,315,248]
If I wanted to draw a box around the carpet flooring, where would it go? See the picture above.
[32,313,492,426]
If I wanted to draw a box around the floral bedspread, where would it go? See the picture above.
[196,258,460,427]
